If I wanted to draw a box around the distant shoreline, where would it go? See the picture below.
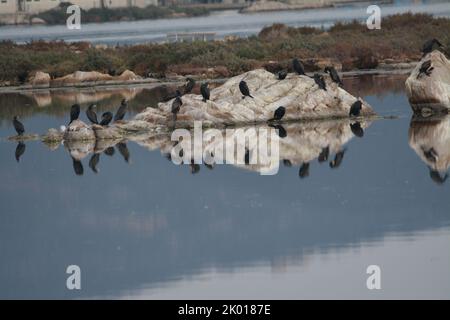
[0,68,412,94]
[0,13,447,88]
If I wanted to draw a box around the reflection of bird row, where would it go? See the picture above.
[70,142,130,176]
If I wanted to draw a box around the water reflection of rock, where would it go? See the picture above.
[25,87,144,108]
[409,115,450,184]
[55,119,371,176]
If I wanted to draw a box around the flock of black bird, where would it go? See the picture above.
[9,39,447,181]
[67,99,128,127]
[12,99,131,174]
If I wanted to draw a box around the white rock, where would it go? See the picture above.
[405,50,450,111]
[135,69,374,126]
[63,119,96,141]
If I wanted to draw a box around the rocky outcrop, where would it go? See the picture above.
[53,71,114,86]
[29,71,51,87]
[135,69,374,127]
[49,70,150,88]
[405,50,450,111]
[63,120,96,141]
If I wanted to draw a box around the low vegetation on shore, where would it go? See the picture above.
[0,13,449,86]
[34,3,210,25]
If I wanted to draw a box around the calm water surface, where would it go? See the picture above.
[0,75,450,299]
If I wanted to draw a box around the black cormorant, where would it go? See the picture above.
[299,162,310,178]
[422,38,443,56]
[72,158,83,176]
[88,153,100,173]
[239,80,254,99]
[69,104,80,125]
[349,100,362,117]
[184,77,195,94]
[324,66,343,87]
[318,146,329,163]
[313,73,327,91]
[12,116,25,136]
[417,60,434,79]
[15,142,26,162]
[350,122,364,137]
[114,99,128,122]
[86,104,98,124]
[269,106,286,121]
[277,70,287,80]
[293,58,305,75]
[117,142,130,163]
[171,93,183,121]
[200,83,210,102]
[330,149,346,169]
[99,111,113,126]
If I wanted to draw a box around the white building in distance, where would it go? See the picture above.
[0,0,159,14]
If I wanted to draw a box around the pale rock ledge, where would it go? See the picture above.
[134,69,375,127]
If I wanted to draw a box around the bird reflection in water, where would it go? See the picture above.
[117,142,130,163]
[104,147,115,157]
[15,142,26,163]
[72,158,84,176]
[89,153,100,174]
[11,118,368,178]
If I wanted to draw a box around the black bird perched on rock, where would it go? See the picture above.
[200,82,210,102]
[269,106,286,121]
[69,104,80,125]
[277,70,287,80]
[15,142,26,163]
[417,60,434,79]
[318,146,329,163]
[99,111,113,126]
[86,104,98,124]
[184,77,195,94]
[171,92,183,121]
[330,149,346,169]
[349,100,362,117]
[12,116,25,136]
[88,153,100,173]
[422,38,443,56]
[350,122,364,137]
[313,73,327,91]
[117,142,130,163]
[114,99,128,122]
[324,66,343,87]
[269,124,287,138]
[72,158,84,176]
[239,80,254,99]
[293,58,305,75]
[299,162,310,178]
[429,169,448,185]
